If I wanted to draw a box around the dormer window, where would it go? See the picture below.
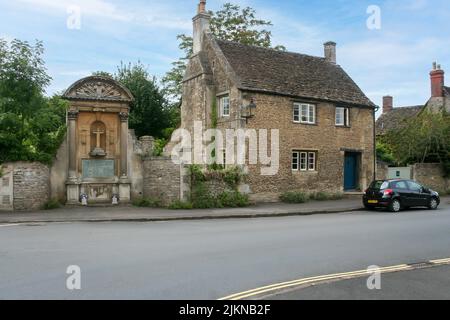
[219,95,230,117]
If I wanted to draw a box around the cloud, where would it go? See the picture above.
[16,0,132,21]
[14,0,191,31]
[58,70,92,77]
[339,37,447,69]
[407,0,428,10]
[0,34,14,42]
[256,8,324,53]
[386,0,429,11]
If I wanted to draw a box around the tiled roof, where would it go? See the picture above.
[215,40,375,107]
[376,106,424,135]
[444,86,450,96]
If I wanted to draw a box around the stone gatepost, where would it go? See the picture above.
[140,136,155,156]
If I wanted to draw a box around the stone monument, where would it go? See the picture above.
[62,76,134,205]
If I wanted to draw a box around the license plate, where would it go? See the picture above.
[368,200,378,204]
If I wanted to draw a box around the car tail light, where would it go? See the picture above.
[364,189,368,195]
[383,189,394,196]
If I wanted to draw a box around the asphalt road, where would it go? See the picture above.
[270,265,450,300]
[0,202,449,299]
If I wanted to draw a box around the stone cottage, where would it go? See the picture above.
[176,1,376,200]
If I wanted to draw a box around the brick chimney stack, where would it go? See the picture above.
[430,62,445,98]
[324,41,337,64]
[382,95,393,114]
[198,0,206,13]
[193,0,210,55]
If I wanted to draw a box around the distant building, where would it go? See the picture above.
[377,63,450,136]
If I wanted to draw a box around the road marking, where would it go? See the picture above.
[430,257,450,264]
[0,224,21,228]
[219,258,450,300]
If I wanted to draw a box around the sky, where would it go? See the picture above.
[1,0,449,118]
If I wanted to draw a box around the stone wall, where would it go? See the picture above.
[129,131,145,200]
[376,161,389,180]
[50,136,68,202]
[12,162,50,211]
[203,178,233,198]
[411,163,449,192]
[142,157,183,206]
[243,92,375,198]
[376,161,449,192]
[0,163,14,211]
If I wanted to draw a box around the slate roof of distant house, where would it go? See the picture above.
[444,86,450,96]
[215,40,375,108]
[376,105,424,135]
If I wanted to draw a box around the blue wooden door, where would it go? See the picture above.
[344,154,357,190]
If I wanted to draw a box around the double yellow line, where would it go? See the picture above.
[219,258,450,300]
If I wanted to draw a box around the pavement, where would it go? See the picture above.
[0,201,449,299]
[0,197,368,224]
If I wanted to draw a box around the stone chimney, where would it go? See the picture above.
[430,62,445,98]
[193,0,210,55]
[382,95,393,114]
[324,41,336,64]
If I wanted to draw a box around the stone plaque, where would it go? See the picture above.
[82,160,115,178]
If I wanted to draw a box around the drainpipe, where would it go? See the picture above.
[373,105,380,182]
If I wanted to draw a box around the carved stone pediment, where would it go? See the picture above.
[63,76,134,103]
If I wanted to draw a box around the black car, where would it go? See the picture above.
[363,179,440,213]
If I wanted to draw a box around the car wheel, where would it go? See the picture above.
[428,197,439,210]
[389,199,401,213]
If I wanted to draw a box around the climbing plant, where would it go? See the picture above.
[188,165,248,208]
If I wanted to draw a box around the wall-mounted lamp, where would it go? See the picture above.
[241,98,257,124]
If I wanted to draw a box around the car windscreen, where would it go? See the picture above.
[370,181,389,190]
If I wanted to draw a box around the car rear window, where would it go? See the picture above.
[390,180,408,190]
[370,181,389,190]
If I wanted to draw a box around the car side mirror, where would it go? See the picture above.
[422,187,429,193]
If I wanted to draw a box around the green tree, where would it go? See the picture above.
[376,141,396,165]
[115,62,173,138]
[162,2,285,101]
[385,111,450,175]
[0,39,51,144]
[92,71,114,78]
[0,38,67,164]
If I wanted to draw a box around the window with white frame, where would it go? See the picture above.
[292,151,317,171]
[293,103,315,124]
[335,107,350,127]
[219,95,230,117]
[293,105,300,122]
[292,152,299,170]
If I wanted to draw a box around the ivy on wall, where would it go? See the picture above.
[189,165,249,208]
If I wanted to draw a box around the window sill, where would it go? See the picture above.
[293,122,318,126]
[292,170,318,174]
[335,125,351,128]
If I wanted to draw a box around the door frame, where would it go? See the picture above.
[344,152,361,191]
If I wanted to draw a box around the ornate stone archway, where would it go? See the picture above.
[62,76,134,205]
